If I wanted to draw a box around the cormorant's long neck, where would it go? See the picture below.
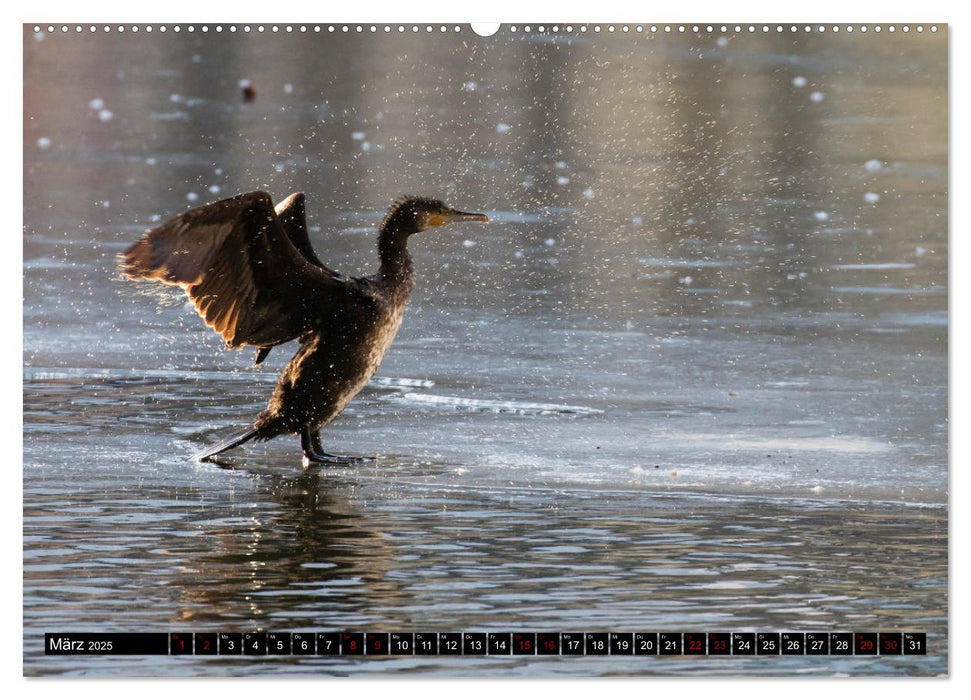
[378,226,415,303]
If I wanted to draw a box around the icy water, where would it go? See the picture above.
[23,26,947,676]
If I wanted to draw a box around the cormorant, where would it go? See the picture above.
[120,191,489,465]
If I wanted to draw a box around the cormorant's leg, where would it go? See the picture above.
[300,427,367,465]
[300,427,336,464]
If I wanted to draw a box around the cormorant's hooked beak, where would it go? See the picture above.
[448,210,490,224]
[431,209,490,227]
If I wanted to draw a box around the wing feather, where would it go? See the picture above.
[274,192,331,270]
[120,191,362,349]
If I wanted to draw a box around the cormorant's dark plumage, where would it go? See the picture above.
[120,192,488,465]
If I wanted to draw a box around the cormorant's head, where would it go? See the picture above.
[381,196,489,235]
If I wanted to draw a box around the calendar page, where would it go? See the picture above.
[23,21,947,677]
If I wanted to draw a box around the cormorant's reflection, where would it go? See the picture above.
[166,462,407,629]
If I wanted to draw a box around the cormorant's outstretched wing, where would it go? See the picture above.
[273,191,331,270]
[253,191,333,364]
[120,191,363,351]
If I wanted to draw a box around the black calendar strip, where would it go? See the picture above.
[45,632,926,656]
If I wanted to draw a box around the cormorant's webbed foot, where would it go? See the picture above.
[322,452,370,463]
[311,430,370,462]
[301,428,371,466]
[302,450,356,466]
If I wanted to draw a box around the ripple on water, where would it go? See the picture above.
[638,257,738,268]
[383,392,604,417]
[24,366,436,388]
[830,285,946,295]
[830,263,917,270]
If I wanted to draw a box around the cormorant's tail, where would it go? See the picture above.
[192,426,259,462]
